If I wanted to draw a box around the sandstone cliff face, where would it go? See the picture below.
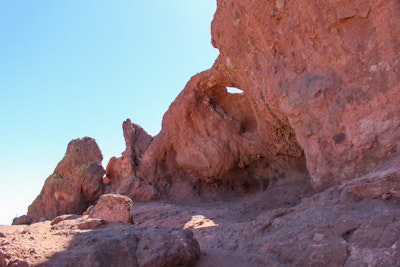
[27,137,105,222]
[138,0,400,193]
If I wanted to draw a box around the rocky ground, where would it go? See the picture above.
[2,152,400,266]
[0,216,199,267]
[134,169,400,266]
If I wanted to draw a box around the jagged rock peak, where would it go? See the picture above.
[25,137,105,223]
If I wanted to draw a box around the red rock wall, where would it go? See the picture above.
[139,0,400,193]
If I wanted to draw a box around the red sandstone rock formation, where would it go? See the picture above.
[136,0,400,195]
[210,0,400,191]
[104,119,156,201]
[6,0,400,265]
[138,70,310,199]
[27,137,105,222]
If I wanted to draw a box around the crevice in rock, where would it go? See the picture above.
[342,227,358,242]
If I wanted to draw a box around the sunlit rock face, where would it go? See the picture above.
[138,68,311,199]
[138,0,400,195]
[27,137,105,222]
[5,1,400,265]
[29,0,400,203]
[103,119,156,201]
[210,0,400,190]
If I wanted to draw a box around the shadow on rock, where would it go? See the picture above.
[38,220,200,267]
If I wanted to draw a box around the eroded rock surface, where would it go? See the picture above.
[138,71,309,199]
[80,0,400,202]
[104,119,156,201]
[134,156,400,266]
[27,137,105,222]
[5,0,400,265]
[135,0,400,196]
[0,217,200,267]
[88,194,134,223]
[209,0,400,190]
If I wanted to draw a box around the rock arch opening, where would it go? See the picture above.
[226,86,244,94]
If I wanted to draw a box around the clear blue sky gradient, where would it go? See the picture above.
[0,1,218,225]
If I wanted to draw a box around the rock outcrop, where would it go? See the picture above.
[104,119,156,201]
[32,0,398,204]
[27,137,105,222]
[135,0,400,195]
[210,0,400,191]
[12,215,33,226]
[0,216,200,267]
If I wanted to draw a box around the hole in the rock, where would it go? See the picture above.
[342,228,358,242]
[226,87,244,94]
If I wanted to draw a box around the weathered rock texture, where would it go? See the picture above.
[27,137,105,222]
[12,215,32,226]
[134,154,400,266]
[88,194,134,223]
[0,216,200,267]
[104,119,156,201]
[135,0,400,196]
[7,0,400,265]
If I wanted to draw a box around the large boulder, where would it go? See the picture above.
[88,194,133,223]
[27,137,105,222]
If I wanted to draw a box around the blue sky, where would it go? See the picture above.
[0,1,218,225]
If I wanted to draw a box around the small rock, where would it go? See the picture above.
[313,233,325,244]
[77,218,105,230]
[12,215,33,225]
[276,0,285,9]
[83,205,94,216]
[0,232,5,238]
[381,193,392,200]
[9,259,29,267]
[51,214,81,225]
[102,176,111,185]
